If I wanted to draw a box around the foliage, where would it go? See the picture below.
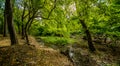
[0,0,120,51]
[40,36,75,46]
[0,0,119,40]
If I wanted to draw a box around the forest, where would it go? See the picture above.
[0,0,120,66]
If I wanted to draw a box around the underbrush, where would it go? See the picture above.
[40,36,75,47]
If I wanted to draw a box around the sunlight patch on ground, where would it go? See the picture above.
[0,39,10,47]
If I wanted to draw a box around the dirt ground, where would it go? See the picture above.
[0,36,73,66]
[0,35,120,66]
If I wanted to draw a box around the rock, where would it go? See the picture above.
[60,45,98,66]
[105,37,112,44]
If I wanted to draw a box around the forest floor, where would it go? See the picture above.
[72,36,120,66]
[0,35,73,66]
[36,35,120,66]
[0,35,120,66]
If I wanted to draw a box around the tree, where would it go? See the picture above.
[5,0,18,45]
[75,0,96,51]
[3,8,7,37]
[20,0,57,44]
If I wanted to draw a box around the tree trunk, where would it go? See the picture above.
[3,11,7,37]
[21,4,26,39]
[23,11,35,45]
[21,21,25,39]
[27,17,34,32]
[80,20,96,52]
[5,0,18,45]
[24,29,30,45]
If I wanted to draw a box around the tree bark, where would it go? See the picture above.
[21,4,26,39]
[24,29,30,44]
[80,20,96,52]
[5,0,18,45]
[3,11,7,37]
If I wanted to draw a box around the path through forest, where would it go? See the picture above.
[0,36,73,66]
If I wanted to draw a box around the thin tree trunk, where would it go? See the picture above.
[24,10,35,44]
[27,16,34,32]
[5,0,18,45]
[21,23,25,39]
[23,10,31,44]
[24,29,30,45]
[21,3,26,39]
[3,11,7,37]
[80,20,96,51]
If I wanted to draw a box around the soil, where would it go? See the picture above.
[0,36,73,66]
